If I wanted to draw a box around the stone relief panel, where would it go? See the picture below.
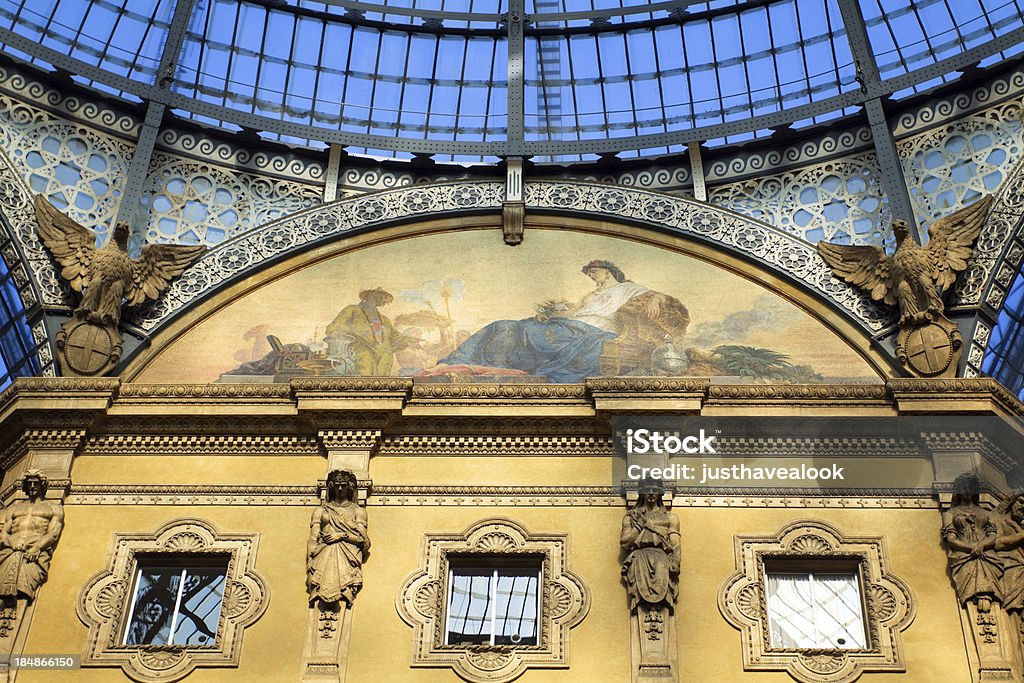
[708,153,890,247]
[142,151,322,248]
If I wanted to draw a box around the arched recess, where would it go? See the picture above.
[122,204,895,384]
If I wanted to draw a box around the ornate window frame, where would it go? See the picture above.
[396,517,590,683]
[77,518,269,683]
[719,520,915,683]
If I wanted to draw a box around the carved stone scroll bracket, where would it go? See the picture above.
[503,157,524,246]
[0,596,38,682]
[632,604,675,683]
[317,430,382,482]
[0,429,85,501]
[719,520,915,683]
[960,599,1019,682]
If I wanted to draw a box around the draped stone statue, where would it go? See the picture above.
[621,481,680,682]
[307,470,370,607]
[942,472,1015,681]
[621,484,681,612]
[942,472,1002,606]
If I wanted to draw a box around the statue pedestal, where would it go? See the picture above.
[631,605,676,683]
[300,601,354,683]
[962,600,1019,682]
[0,598,36,683]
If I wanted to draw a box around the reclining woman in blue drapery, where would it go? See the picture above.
[436,260,689,382]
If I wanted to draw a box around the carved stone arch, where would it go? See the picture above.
[77,517,269,683]
[119,180,898,379]
[120,180,893,336]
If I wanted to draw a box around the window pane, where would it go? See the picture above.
[493,570,539,646]
[446,565,541,646]
[124,562,228,646]
[447,569,493,645]
[766,571,865,649]
[172,567,227,646]
[124,566,181,645]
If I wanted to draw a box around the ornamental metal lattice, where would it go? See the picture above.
[709,153,891,247]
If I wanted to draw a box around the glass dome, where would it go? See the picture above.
[0,0,1021,161]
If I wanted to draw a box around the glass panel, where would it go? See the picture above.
[446,565,541,646]
[172,567,227,646]
[447,568,493,645]
[766,571,866,649]
[124,562,228,646]
[124,566,182,646]
[493,570,539,645]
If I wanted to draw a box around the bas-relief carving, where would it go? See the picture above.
[943,475,1024,681]
[34,195,206,377]
[720,520,915,683]
[819,197,992,377]
[136,230,880,384]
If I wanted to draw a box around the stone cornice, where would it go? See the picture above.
[1,377,1021,430]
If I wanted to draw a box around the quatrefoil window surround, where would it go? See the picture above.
[719,520,915,683]
[396,518,590,683]
[77,518,269,683]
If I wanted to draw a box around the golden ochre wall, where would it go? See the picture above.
[14,448,970,682]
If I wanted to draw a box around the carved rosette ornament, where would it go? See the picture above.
[77,519,268,683]
[396,518,590,683]
[818,196,992,377]
[719,520,915,683]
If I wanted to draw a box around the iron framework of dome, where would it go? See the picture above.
[0,0,1022,162]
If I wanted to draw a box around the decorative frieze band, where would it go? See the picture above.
[378,435,612,457]
[61,484,938,508]
[83,434,320,455]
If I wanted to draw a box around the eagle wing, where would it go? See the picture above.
[33,195,99,292]
[126,243,207,306]
[817,241,896,306]
[927,195,993,293]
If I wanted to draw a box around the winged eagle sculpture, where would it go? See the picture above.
[817,197,992,326]
[817,196,993,376]
[34,195,206,327]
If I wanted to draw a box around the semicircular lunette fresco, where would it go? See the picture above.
[134,230,883,384]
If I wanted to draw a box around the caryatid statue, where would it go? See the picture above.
[942,472,1002,607]
[306,470,370,607]
[0,471,64,602]
[621,481,681,612]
